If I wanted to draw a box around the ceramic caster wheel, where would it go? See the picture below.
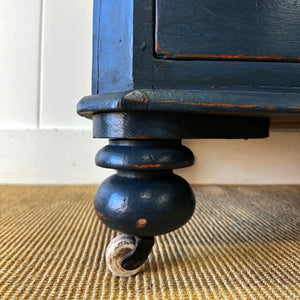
[106,235,143,277]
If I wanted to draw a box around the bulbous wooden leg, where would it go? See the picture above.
[95,139,195,276]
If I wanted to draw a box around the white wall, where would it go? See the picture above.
[0,1,299,184]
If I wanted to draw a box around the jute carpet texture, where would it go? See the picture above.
[0,185,299,299]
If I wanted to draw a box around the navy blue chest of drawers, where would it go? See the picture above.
[77,0,300,277]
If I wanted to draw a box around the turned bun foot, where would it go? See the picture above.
[95,139,195,276]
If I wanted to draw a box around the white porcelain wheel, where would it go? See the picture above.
[106,234,143,277]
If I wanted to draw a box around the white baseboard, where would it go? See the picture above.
[0,130,299,184]
[0,130,112,184]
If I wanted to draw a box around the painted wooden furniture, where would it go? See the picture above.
[77,0,300,277]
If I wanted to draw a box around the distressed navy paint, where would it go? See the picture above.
[96,139,194,170]
[89,0,300,123]
[155,0,300,61]
[92,112,269,139]
[94,140,195,237]
[92,0,134,94]
[78,0,300,272]
[78,89,300,115]
[92,0,100,94]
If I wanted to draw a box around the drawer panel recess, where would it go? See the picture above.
[155,0,300,61]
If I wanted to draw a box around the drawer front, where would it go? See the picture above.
[155,0,300,61]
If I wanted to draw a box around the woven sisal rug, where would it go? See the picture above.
[0,185,299,299]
